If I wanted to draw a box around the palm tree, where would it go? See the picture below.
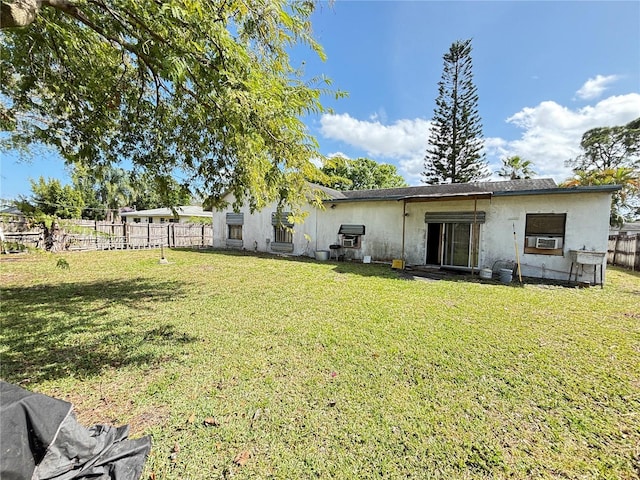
[96,167,133,222]
[497,156,536,180]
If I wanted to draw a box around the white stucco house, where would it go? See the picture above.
[211,179,619,284]
[121,206,211,224]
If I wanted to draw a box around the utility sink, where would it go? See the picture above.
[569,250,606,265]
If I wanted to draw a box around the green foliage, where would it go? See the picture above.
[566,117,640,171]
[562,168,639,226]
[564,118,640,223]
[320,156,408,190]
[423,39,488,184]
[128,172,192,211]
[497,156,536,180]
[184,216,211,225]
[1,0,344,217]
[55,257,69,269]
[18,176,84,219]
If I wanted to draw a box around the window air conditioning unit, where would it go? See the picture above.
[342,238,356,248]
[535,237,561,249]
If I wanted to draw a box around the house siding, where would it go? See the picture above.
[213,187,614,283]
[481,192,611,280]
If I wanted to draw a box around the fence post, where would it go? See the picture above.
[612,234,620,266]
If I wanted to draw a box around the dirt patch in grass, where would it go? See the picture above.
[48,382,172,438]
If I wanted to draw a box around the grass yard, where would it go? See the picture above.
[1,249,639,479]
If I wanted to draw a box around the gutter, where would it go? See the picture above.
[493,185,621,196]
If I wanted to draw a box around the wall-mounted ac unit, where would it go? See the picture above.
[535,237,561,249]
[342,238,356,248]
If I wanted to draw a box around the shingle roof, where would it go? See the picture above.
[325,178,558,201]
[322,179,623,203]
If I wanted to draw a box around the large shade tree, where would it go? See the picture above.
[320,156,407,191]
[566,117,640,172]
[1,0,342,215]
[423,38,488,184]
[563,118,640,225]
[15,176,84,219]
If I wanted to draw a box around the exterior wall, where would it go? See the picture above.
[480,192,612,282]
[315,201,405,261]
[212,194,317,256]
[214,190,613,283]
[402,197,492,265]
[214,197,407,261]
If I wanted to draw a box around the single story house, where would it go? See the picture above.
[610,221,640,236]
[121,206,210,224]
[211,179,619,284]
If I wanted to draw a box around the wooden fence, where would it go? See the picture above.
[2,220,213,253]
[608,233,639,270]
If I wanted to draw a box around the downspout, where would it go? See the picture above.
[401,199,407,267]
[472,195,477,276]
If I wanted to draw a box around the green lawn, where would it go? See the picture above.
[1,249,639,479]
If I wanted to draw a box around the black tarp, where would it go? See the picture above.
[0,381,151,480]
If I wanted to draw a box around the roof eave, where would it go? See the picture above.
[494,185,621,196]
[400,192,493,202]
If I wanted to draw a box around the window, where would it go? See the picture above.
[228,225,242,240]
[273,226,293,244]
[226,212,244,247]
[524,213,566,255]
[271,212,294,252]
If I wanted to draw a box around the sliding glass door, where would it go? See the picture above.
[442,223,479,268]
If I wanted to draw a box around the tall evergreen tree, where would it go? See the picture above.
[423,39,488,184]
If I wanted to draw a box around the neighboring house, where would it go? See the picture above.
[610,221,640,236]
[120,206,210,224]
[212,179,619,283]
[0,206,28,232]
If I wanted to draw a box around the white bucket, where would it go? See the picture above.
[315,250,330,261]
[499,268,513,284]
[479,268,492,280]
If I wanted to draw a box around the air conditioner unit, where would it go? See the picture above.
[342,238,356,248]
[536,237,561,249]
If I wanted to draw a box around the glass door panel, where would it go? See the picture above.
[443,223,479,268]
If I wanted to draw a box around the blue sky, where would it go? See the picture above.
[1,0,639,199]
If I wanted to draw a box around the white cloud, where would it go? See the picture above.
[575,74,619,100]
[503,93,640,181]
[319,113,431,184]
[319,93,640,185]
